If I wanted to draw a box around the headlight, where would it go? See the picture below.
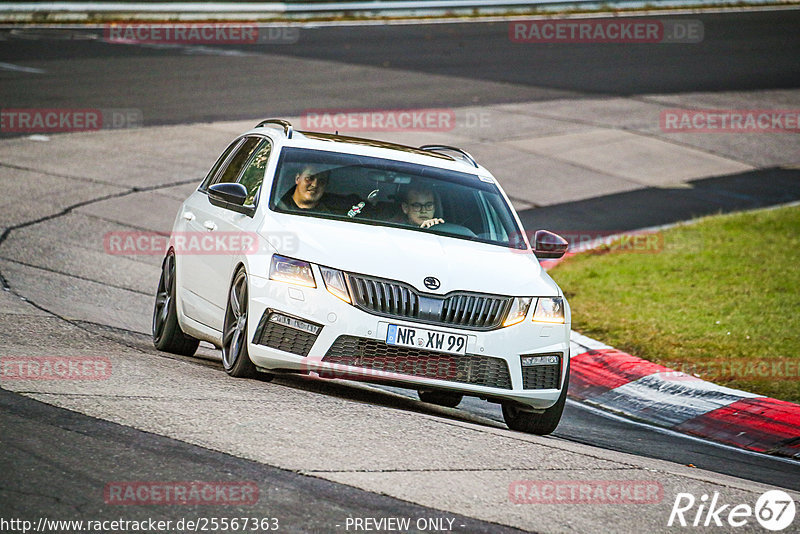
[269,255,316,288]
[320,266,351,304]
[503,297,532,327]
[532,297,565,324]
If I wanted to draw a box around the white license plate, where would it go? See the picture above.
[386,324,467,355]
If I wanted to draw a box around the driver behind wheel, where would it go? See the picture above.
[399,185,445,229]
[277,165,332,213]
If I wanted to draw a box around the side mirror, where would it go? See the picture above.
[208,183,253,215]
[209,183,247,205]
[533,230,569,259]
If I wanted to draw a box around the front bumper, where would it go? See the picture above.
[247,271,570,410]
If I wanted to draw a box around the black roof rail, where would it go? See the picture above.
[255,118,293,139]
[420,145,478,168]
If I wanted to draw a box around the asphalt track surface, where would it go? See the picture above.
[1,11,799,125]
[0,388,525,533]
[1,9,800,532]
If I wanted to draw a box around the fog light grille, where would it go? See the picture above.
[253,310,321,357]
[521,353,561,390]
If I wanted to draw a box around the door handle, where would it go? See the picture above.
[182,211,195,221]
[203,220,217,232]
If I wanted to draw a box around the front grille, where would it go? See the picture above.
[347,273,511,331]
[440,293,510,329]
[322,335,512,389]
[348,275,419,317]
[253,311,320,356]
[522,364,561,390]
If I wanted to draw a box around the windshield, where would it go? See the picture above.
[269,147,527,249]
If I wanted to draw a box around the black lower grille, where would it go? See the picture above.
[522,364,561,389]
[322,335,512,389]
[253,311,320,357]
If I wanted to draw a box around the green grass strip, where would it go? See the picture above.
[551,204,800,403]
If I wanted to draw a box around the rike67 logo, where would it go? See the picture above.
[668,490,796,531]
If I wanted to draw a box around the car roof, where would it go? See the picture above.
[244,119,489,177]
[298,131,453,161]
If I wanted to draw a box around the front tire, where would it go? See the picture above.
[152,252,199,356]
[502,366,569,436]
[222,268,259,378]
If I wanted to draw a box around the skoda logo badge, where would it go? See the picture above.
[423,277,441,290]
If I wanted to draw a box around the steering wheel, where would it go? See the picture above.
[429,222,477,237]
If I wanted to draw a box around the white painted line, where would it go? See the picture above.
[642,371,764,399]
[570,330,611,354]
[566,399,800,465]
[590,373,760,427]
[136,42,255,57]
[569,340,586,357]
[0,61,45,74]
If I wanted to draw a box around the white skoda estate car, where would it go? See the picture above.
[153,119,571,435]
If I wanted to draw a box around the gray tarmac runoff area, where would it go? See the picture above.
[1,8,800,533]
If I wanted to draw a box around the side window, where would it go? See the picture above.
[200,138,242,191]
[210,137,262,188]
[237,139,272,207]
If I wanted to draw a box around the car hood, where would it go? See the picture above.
[262,215,559,297]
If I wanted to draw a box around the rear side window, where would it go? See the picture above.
[237,140,272,207]
[200,138,242,191]
[210,137,263,188]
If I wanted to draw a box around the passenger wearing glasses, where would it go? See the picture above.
[399,185,445,229]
